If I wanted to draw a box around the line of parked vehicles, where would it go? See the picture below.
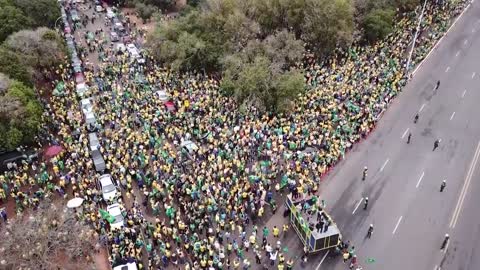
[60,1,136,269]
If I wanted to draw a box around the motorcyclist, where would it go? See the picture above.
[367,224,373,238]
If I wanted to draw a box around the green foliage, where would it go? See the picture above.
[0,47,32,86]
[1,28,65,84]
[7,81,36,104]
[135,2,156,23]
[0,78,42,151]
[0,5,32,42]
[187,0,202,7]
[302,0,354,56]
[13,0,61,27]
[5,127,23,150]
[363,8,395,42]
[221,30,304,112]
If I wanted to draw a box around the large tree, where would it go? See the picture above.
[13,0,61,27]
[363,8,395,42]
[0,5,32,42]
[221,30,304,112]
[0,28,65,87]
[302,0,354,56]
[0,47,32,86]
[0,202,97,269]
[0,79,42,150]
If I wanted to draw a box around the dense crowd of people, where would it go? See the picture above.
[0,0,469,269]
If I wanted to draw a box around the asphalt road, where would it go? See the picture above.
[299,2,480,270]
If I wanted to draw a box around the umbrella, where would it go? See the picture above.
[45,145,63,157]
[67,197,84,208]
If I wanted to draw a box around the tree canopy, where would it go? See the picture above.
[0,202,96,269]
[0,0,62,150]
[147,0,339,111]
[0,76,43,151]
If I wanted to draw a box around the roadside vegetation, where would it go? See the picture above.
[0,0,65,151]
[145,0,421,112]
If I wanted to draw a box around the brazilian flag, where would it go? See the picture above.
[99,209,115,224]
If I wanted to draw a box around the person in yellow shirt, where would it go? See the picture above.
[273,226,280,237]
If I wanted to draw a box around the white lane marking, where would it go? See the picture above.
[419,103,426,112]
[392,216,403,234]
[412,2,471,76]
[402,128,410,139]
[315,250,330,270]
[450,111,456,120]
[352,198,364,215]
[445,66,450,73]
[450,140,480,228]
[464,39,468,45]
[455,50,460,57]
[462,89,467,98]
[380,158,389,171]
[416,171,425,188]
[472,72,476,79]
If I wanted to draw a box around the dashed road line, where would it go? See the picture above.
[445,66,450,73]
[402,128,410,139]
[419,103,426,112]
[380,158,389,172]
[472,72,476,79]
[455,50,460,57]
[450,111,456,120]
[462,89,467,98]
[464,39,468,45]
[315,250,330,270]
[352,198,364,215]
[416,171,425,188]
[392,216,403,234]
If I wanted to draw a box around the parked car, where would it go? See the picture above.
[114,42,126,52]
[127,43,140,59]
[85,111,98,131]
[122,35,132,44]
[88,132,100,151]
[80,98,93,115]
[155,90,169,102]
[76,83,88,97]
[181,140,198,154]
[98,174,117,202]
[0,149,38,172]
[91,149,106,172]
[107,203,124,229]
[114,22,125,35]
[110,31,119,42]
[75,73,85,84]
